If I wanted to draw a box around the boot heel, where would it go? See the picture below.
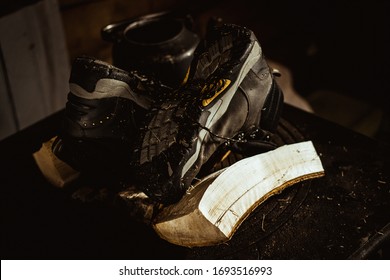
[260,79,284,132]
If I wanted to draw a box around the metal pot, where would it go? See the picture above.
[101,11,200,88]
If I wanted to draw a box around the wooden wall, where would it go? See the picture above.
[0,0,70,139]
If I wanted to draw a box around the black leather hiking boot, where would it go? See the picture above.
[134,23,284,204]
[52,56,169,182]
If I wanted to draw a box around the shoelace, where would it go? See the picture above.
[160,76,246,149]
[131,70,173,98]
[176,75,278,152]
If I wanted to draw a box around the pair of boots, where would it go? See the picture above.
[53,23,284,205]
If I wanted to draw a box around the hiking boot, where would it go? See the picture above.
[52,56,169,181]
[134,23,284,204]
